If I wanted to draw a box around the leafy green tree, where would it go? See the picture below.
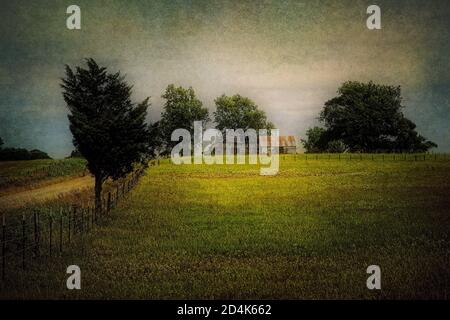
[395,117,437,152]
[29,149,51,160]
[320,81,436,152]
[61,58,149,213]
[159,84,209,151]
[69,148,83,158]
[326,140,348,153]
[0,147,51,161]
[214,94,274,132]
[301,127,327,153]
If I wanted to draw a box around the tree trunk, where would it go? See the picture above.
[95,174,103,215]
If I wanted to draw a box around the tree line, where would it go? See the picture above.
[0,137,51,161]
[60,59,436,213]
[61,59,272,212]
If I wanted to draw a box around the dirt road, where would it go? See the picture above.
[0,176,93,209]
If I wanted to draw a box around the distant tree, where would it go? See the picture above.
[0,147,51,161]
[214,94,274,132]
[69,148,83,158]
[301,127,328,153]
[320,81,436,152]
[395,117,437,152]
[29,149,51,160]
[61,58,149,213]
[326,140,348,153]
[159,84,209,151]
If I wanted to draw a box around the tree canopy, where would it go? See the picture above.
[61,58,149,211]
[0,147,51,161]
[302,81,436,153]
[214,94,274,132]
[158,84,209,151]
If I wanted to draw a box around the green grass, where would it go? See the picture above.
[0,158,87,191]
[2,155,450,299]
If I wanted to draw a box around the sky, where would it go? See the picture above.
[0,0,449,158]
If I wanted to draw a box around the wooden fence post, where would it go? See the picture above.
[107,192,111,213]
[80,208,84,255]
[2,214,5,281]
[81,208,84,234]
[34,212,39,257]
[59,210,63,255]
[68,207,73,243]
[91,204,95,226]
[49,215,53,257]
[22,215,26,270]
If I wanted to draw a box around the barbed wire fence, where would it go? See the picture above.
[0,166,146,282]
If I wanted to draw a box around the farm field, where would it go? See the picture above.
[2,155,450,299]
[0,158,90,210]
[0,158,87,195]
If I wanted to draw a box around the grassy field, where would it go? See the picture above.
[0,158,87,194]
[2,155,450,299]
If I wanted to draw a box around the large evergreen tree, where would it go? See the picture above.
[61,59,149,212]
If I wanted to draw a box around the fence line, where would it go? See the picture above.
[290,153,447,162]
[0,166,145,281]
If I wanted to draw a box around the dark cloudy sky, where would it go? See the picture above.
[1,0,449,157]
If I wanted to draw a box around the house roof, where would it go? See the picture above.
[279,136,296,147]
